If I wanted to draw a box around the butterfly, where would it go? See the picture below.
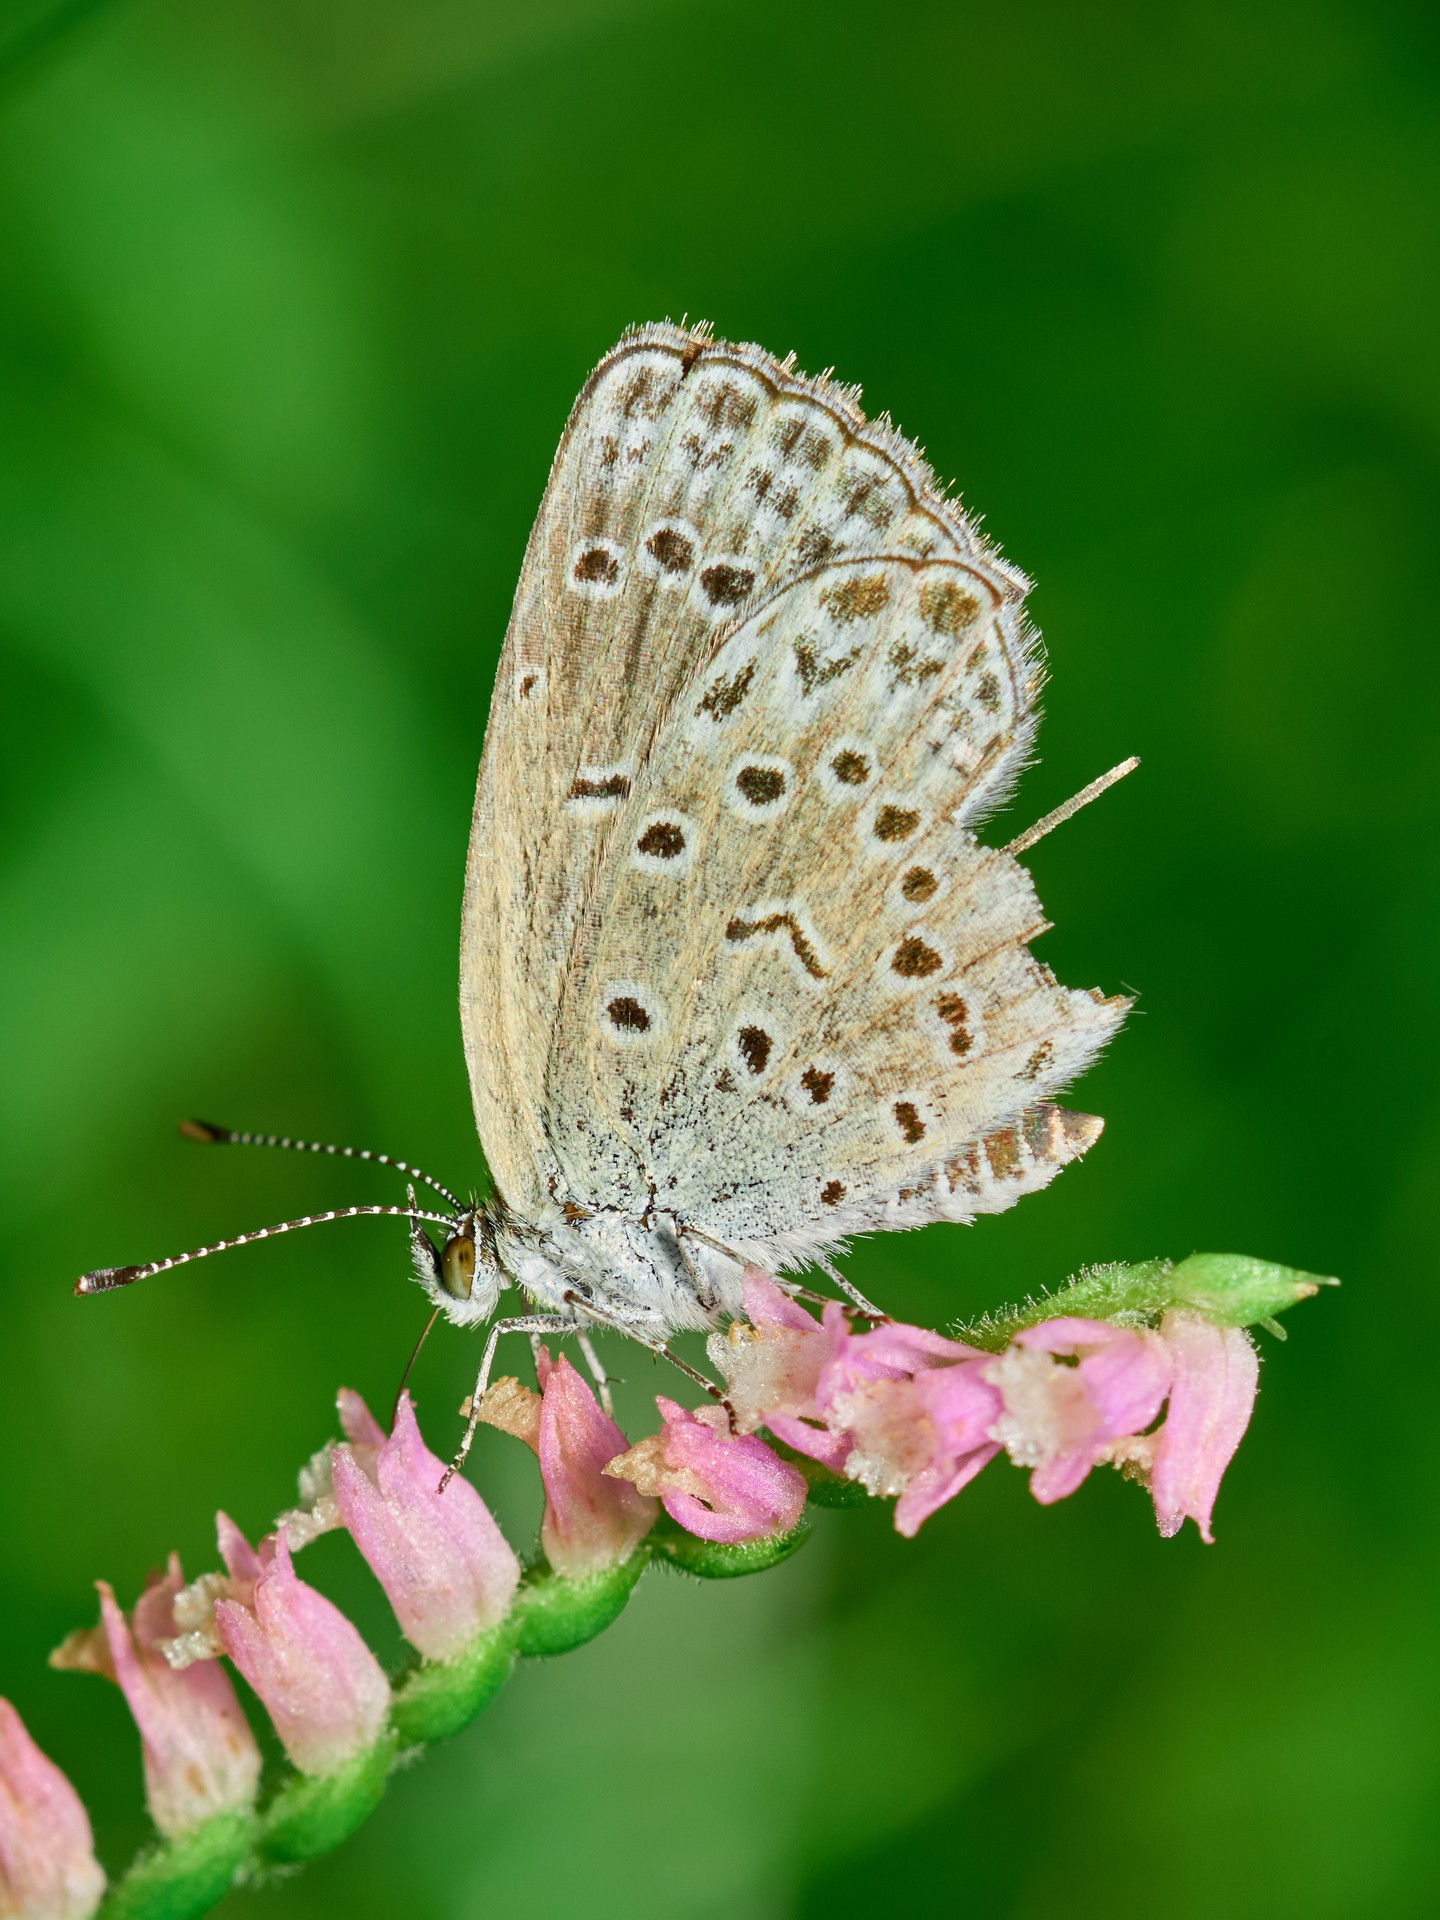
[78,322,1132,1475]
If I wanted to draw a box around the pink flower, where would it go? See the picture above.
[818,1315,1003,1536]
[987,1316,1174,1504]
[0,1698,105,1920]
[213,1522,390,1775]
[273,1389,388,1552]
[707,1274,850,1469]
[604,1398,808,1543]
[331,1390,521,1660]
[477,1353,656,1578]
[91,1561,260,1838]
[1149,1312,1259,1542]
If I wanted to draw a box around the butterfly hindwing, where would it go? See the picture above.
[537,553,1123,1255]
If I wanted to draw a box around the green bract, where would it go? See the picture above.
[956,1252,1334,1350]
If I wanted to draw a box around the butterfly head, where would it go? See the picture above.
[414,1206,504,1329]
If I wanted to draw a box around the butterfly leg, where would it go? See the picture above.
[574,1329,616,1418]
[810,1252,885,1320]
[561,1290,731,1417]
[441,1314,573,1492]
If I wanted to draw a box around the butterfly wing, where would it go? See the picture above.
[462,322,1021,1216]
[539,551,1125,1261]
[461,325,1122,1257]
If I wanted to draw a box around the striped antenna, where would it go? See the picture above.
[74,1203,460,1297]
[179,1119,465,1214]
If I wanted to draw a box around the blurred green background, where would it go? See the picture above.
[2,0,1437,1914]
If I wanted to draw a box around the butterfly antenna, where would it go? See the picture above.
[1003,756,1140,858]
[393,1305,443,1427]
[74,1203,459,1296]
[178,1119,465,1214]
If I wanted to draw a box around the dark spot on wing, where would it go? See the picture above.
[799,1066,834,1104]
[573,546,619,586]
[725,911,827,978]
[736,764,785,806]
[737,1026,772,1075]
[874,804,920,842]
[637,821,685,859]
[701,562,755,608]
[793,639,860,695]
[985,1131,1021,1179]
[830,748,870,786]
[607,997,650,1033]
[797,527,838,567]
[697,658,756,720]
[935,992,972,1056]
[919,579,981,636]
[569,772,631,801]
[646,526,695,574]
[820,572,891,626]
[892,936,943,979]
[888,641,944,688]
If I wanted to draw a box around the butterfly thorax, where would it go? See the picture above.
[484,1200,747,1339]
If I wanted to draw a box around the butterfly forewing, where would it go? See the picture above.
[461,323,1119,1262]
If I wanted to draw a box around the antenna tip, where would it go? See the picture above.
[74,1265,146,1296]
[179,1119,228,1144]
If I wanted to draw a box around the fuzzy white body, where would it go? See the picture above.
[493,1205,746,1335]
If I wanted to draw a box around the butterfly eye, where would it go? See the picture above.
[440,1231,476,1300]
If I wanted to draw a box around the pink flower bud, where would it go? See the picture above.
[213,1524,390,1776]
[819,1315,1002,1535]
[1149,1311,1259,1542]
[0,1698,105,1920]
[987,1316,1174,1503]
[479,1354,656,1577]
[331,1391,521,1661]
[94,1560,261,1838]
[605,1398,808,1543]
[536,1354,656,1576]
[708,1274,851,1468]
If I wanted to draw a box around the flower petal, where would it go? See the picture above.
[536,1354,656,1577]
[1150,1313,1259,1542]
[215,1530,390,1775]
[333,1393,520,1661]
[0,1697,105,1920]
[97,1561,260,1837]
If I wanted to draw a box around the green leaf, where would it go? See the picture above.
[1167,1252,1337,1326]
